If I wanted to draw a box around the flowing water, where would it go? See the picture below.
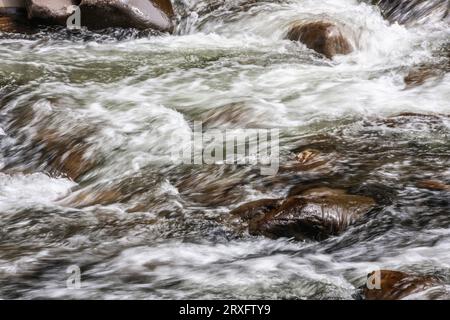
[0,0,449,299]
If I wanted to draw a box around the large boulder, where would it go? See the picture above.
[233,188,375,241]
[363,270,443,300]
[79,0,174,32]
[24,0,175,32]
[286,21,353,59]
[25,0,79,25]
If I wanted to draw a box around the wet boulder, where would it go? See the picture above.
[234,188,375,241]
[286,21,353,59]
[363,270,443,300]
[417,179,450,191]
[404,65,446,88]
[24,0,175,32]
[79,0,174,32]
[25,0,79,25]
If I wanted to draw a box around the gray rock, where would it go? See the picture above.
[25,0,78,24]
[24,0,175,32]
[79,0,174,32]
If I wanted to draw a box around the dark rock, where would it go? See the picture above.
[286,21,353,59]
[0,14,36,34]
[363,270,442,300]
[25,0,79,25]
[35,128,96,181]
[24,0,175,32]
[79,0,174,32]
[244,188,375,241]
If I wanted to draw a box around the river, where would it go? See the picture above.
[0,0,449,299]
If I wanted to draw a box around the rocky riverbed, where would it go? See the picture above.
[0,0,449,299]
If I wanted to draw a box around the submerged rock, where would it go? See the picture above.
[404,67,443,88]
[0,14,36,34]
[230,198,283,221]
[234,188,375,241]
[35,129,96,181]
[404,65,445,88]
[4,101,98,181]
[404,45,449,88]
[363,270,443,300]
[417,179,450,191]
[24,0,175,32]
[286,21,353,59]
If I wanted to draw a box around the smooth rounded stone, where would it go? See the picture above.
[79,0,175,32]
[24,0,175,32]
[363,270,443,300]
[246,188,375,241]
[25,0,79,25]
[35,129,97,181]
[286,21,353,59]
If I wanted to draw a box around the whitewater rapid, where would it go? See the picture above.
[0,0,449,299]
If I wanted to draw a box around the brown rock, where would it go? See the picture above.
[61,187,123,207]
[404,66,443,88]
[417,179,450,191]
[35,129,96,181]
[291,149,330,171]
[286,21,353,59]
[24,0,175,32]
[363,270,442,300]
[246,188,375,241]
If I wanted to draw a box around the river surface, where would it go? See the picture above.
[0,0,449,299]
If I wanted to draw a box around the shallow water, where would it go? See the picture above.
[0,0,449,299]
